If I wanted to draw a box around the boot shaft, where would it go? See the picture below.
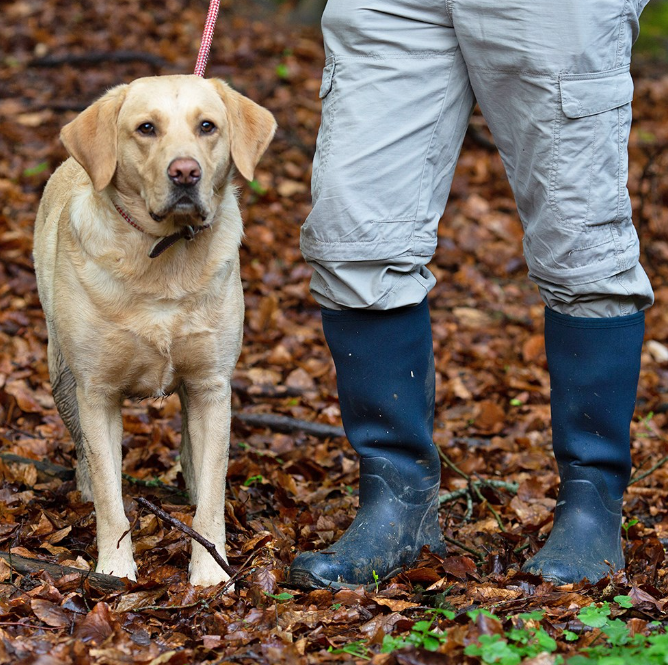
[321,297,440,489]
[545,307,644,499]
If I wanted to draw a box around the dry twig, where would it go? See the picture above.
[442,535,485,561]
[135,497,236,579]
[0,453,74,480]
[629,454,668,486]
[437,448,517,532]
[231,379,306,399]
[234,412,344,439]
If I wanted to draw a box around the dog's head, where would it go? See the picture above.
[60,75,276,228]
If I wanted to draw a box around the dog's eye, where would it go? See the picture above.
[200,121,216,134]
[137,122,155,136]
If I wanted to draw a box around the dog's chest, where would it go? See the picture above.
[120,300,218,399]
[121,305,179,398]
[58,244,241,400]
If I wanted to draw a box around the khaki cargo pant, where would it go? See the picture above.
[300,0,654,316]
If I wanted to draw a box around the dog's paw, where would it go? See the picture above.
[189,568,233,591]
[189,542,232,589]
[96,557,138,581]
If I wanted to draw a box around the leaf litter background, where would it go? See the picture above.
[1,0,668,663]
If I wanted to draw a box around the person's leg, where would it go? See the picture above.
[291,0,475,589]
[453,0,653,583]
[301,0,475,311]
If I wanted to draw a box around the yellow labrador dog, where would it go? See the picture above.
[33,75,276,586]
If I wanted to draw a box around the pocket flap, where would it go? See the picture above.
[319,62,335,99]
[560,67,634,119]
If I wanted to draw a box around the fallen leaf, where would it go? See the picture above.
[522,335,545,363]
[373,597,419,612]
[4,379,42,412]
[469,585,521,603]
[74,602,116,644]
[31,598,70,628]
[441,556,477,580]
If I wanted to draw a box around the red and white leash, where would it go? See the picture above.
[194,0,221,77]
[114,1,220,256]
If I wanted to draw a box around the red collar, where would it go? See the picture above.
[113,203,211,259]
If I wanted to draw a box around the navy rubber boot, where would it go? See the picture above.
[523,307,644,585]
[289,298,446,590]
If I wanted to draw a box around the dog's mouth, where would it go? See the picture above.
[150,192,208,224]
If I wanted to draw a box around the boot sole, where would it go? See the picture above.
[289,566,404,591]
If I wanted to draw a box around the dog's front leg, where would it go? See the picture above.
[182,381,232,588]
[77,388,137,580]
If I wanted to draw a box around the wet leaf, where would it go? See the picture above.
[74,602,116,644]
[30,598,70,628]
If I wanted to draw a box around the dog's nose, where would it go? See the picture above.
[168,158,201,187]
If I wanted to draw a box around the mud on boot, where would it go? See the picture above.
[522,465,623,585]
[289,457,445,589]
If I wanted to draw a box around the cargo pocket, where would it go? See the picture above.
[311,60,336,201]
[550,66,634,228]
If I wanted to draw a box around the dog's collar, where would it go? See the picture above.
[113,203,211,259]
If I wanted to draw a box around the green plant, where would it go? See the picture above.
[623,518,639,540]
[22,162,49,177]
[263,592,294,603]
[578,603,612,628]
[614,595,634,609]
[564,601,666,664]
[327,640,371,660]
[326,599,667,663]
[426,608,455,620]
[637,412,656,439]
[464,610,559,665]
[243,474,264,487]
[248,179,267,196]
[382,619,446,653]
[468,608,497,620]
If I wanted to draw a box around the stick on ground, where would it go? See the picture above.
[0,453,74,480]
[629,454,668,486]
[0,552,127,592]
[135,497,236,579]
[234,412,345,439]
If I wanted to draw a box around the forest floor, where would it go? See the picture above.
[2,1,668,663]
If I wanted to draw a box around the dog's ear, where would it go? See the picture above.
[60,84,128,192]
[211,79,277,182]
